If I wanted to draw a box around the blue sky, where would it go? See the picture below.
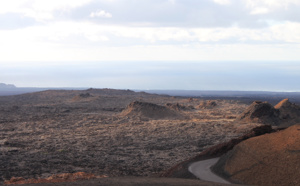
[0,0,300,91]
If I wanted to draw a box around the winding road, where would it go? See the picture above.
[188,158,231,184]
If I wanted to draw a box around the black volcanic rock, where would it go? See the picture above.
[236,99,300,127]
[165,103,193,111]
[236,101,280,125]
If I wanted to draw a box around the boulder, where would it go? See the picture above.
[197,100,217,109]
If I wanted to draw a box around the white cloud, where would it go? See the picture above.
[0,0,300,62]
[270,22,300,43]
[168,0,176,4]
[250,7,270,15]
[0,19,300,62]
[0,0,93,21]
[90,10,112,18]
[246,0,300,10]
[212,0,231,5]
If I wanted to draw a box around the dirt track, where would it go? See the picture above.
[189,158,230,184]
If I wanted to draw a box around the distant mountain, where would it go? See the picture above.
[0,83,16,89]
[0,83,47,96]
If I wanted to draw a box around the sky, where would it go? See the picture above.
[0,0,300,91]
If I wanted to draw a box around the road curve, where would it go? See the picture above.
[188,158,230,184]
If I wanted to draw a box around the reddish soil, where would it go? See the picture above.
[4,172,103,185]
[213,124,300,186]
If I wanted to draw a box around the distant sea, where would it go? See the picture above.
[1,61,299,92]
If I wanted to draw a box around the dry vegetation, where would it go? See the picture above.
[0,89,260,184]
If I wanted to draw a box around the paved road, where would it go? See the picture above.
[188,158,231,184]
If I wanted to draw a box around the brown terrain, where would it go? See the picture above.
[1,89,299,185]
[212,124,300,186]
[0,88,258,185]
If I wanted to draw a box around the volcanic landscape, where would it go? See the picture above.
[1,88,299,185]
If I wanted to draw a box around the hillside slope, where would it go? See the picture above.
[213,124,300,186]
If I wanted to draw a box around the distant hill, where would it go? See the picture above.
[140,90,300,104]
[0,83,47,96]
[1,84,300,104]
[0,83,85,96]
[0,83,16,89]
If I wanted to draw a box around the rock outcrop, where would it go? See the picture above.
[72,93,94,101]
[237,99,300,127]
[212,124,300,186]
[275,98,300,126]
[197,100,217,109]
[121,101,182,119]
[236,101,280,125]
[165,103,194,111]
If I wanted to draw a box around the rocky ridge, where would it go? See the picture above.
[237,98,300,127]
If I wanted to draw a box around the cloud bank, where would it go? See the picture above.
[0,0,299,61]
